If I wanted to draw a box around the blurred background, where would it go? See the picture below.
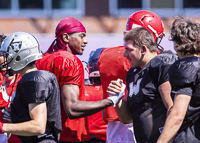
[0,0,200,78]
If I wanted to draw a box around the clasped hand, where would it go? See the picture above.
[107,79,126,107]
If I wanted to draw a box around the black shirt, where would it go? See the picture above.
[168,56,200,143]
[126,53,177,143]
[11,70,62,143]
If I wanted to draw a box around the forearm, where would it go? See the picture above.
[157,111,183,143]
[157,94,190,143]
[65,98,113,119]
[2,102,47,136]
[3,120,45,136]
[115,99,132,124]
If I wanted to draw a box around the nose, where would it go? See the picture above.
[124,49,128,57]
[83,37,88,44]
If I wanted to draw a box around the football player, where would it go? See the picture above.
[84,48,107,143]
[107,27,177,142]
[98,10,168,143]
[36,17,120,143]
[0,34,22,143]
[157,17,200,143]
[0,32,62,143]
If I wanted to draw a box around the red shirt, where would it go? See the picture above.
[7,75,22,143]
[98,46,131,122]
[85,85,107,141]
[0,73,22,143]
[36,51,90,142]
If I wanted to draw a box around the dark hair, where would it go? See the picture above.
[170,16,200,56]
[124,27,157,52]
[0,34,6,46]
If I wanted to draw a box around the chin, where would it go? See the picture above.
[76,51,83,55]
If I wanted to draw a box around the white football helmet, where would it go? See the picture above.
[0,32,42,71]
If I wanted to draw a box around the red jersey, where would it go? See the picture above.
[0,73,22,143]
[0,73,4,86]
[98,46,131,122]
[36,51,90,142]
[85,85,107,141]
[8,75,22,143]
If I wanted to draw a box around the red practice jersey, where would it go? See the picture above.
[0,73,22,143]
[36,51,90,142]
[98,46,131,122]
[85,85,107,141]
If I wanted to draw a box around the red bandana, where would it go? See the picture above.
[45,17,86,54]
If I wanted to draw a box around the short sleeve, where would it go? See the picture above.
[36,51,84,88]
[20,81,50,104]
[149,53,178,86]
[56,55,84,87]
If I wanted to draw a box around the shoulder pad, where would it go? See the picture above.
[168,56,200,86]
[150,53,178,68]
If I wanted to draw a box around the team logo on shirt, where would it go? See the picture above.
[11,41,22,53]
[129,78,142,97]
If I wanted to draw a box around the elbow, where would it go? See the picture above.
[174,115,184,126]
[63,102,80,119]
[119,118,133,125]
[35,125,46,135]
[67,113,75,119]
[66,110,78,119]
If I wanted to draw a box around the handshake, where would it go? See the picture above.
[107,79,126,107]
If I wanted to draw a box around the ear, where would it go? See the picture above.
[141,45,148,55]
[62,33,70,43]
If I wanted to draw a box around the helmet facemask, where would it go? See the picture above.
[0,38,15,76]
[156,33,165,53]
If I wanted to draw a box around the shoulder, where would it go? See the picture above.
[40,51,80,62]
[20,70,56,84]
[44,51,82,67]
[102,46,124,52]
[99,46,130,74]
[149,53,178,68]
[58,51,82,65]
[53,51,81,62]
[99,46,125,58]
[169,56,200,79]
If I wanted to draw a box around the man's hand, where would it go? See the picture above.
[2,107,11,122]
[107,79,126,107]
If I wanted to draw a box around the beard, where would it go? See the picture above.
[76,50,83,55]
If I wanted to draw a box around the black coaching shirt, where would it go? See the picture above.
[168,56,200,143]
[11,70,62,143]
[126,53,177,143]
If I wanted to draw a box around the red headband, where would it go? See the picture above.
[46,17,86,54]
